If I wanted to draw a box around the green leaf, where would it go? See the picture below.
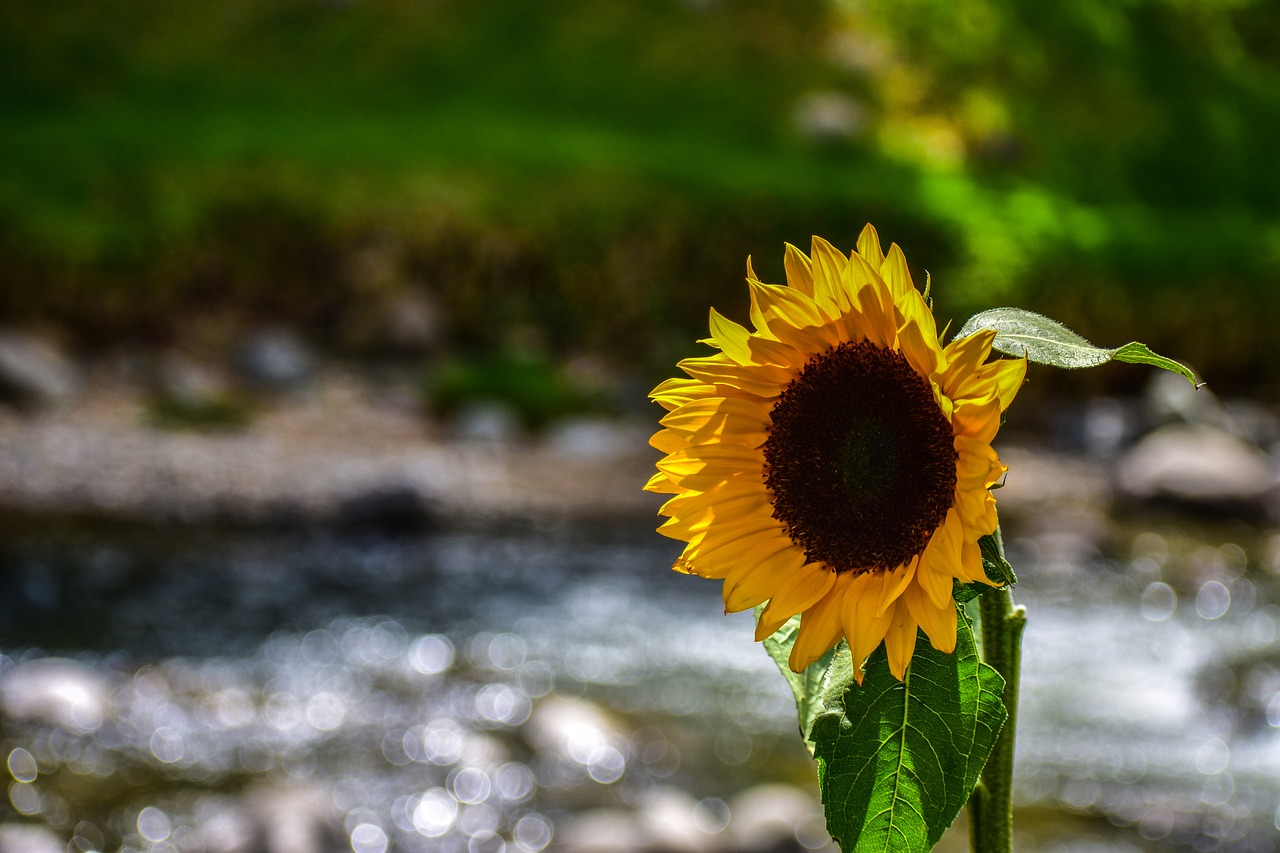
[978,530,1017,587]
[759,612,837,746]
[810,613,1006,852]
[952,581,982,605]
[956,307,1198,386]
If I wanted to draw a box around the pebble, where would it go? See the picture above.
[556,809,646,853]
[0,330,78,408]
[635,786,727,852]
[1116,423,1277,512]
[234,328,315,390]
[728,783,824,852]
[0,824,64,853]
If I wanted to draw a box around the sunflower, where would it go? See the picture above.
[645,225,1025,680]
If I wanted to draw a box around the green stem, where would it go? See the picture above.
[969,583,1026,852]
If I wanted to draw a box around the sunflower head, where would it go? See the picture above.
[645,225,1025,680]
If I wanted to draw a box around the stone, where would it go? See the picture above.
[524,697,625,764]
[1145,369,1218,426]
[544,417,636,460]
[635,786,727,852]
[383,292,443,352]
[336,484,436,534]
[0,330,78,408]
[728,784,822,852]
[234,329,315,390]
[247,785,342,853]
[453,401,522,443]
[0,824,64,853]
[1116,423,1277,513]
[157,353,229,406]
[555,809,645,853]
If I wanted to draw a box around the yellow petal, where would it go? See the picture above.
[660,397,770,446]
[952,399,1001,443]
[708,308,754,366]
[897,289,941,352]
[856,223,885,269]
[883,602,919,680]
[657,473,765,518]
[941,329,997,397]
[678,355,789,399]
[853,272,898,348]
[789,577,849,671]
[649,377,714,411]
[655,443,762,491]
[842,573,895,674]
[809,236,851,316]
[840,250,883,305]
[988,356,1027,412]
[877,557,919,617]
[954,486,998,540]
[783,243,815,297]
[658,507,769,544]
[723,547,807,613]
[880,243,915,302]
[657,490,772,539]
[955,436,1004,489]
[644,469,680,494]
[958,540,994,585]
[950,355,1026,412]
[919,508,964,606]
[748,279,826,331]
[683,526,789,579]
[754,563,838,641]
[649,429,688,455]
[903,583,957,654]
[898,319,939,378]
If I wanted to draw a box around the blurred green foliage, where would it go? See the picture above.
[2,0,1279,383]
[427,352,612,432]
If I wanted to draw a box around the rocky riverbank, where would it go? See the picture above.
[0,368,657,530]
[1,330,1278,531]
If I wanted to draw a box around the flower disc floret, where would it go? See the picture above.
[764,340,958,574]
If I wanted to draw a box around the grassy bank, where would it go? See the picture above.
[3,0,1278,385]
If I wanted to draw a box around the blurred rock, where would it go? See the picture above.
[0,330,78,408]
[636,787,727,852]
[1145,370,1218,427]
[1224,397,1280,447]
[728,784,822,852]
[336,483,435,534]
[1081,397,1141,457]
[157,353,229,406]
[545,417,636,460]
[234,329,315,390]
[0,824,64,853]
[383,292,443,352]
[1117,423,1277,514]
[196,800,260,853]
[557,809,645,853]
[0,657,111,734]
[453,400,523,443]
[149,354,253,431]
[248,785,342,853]
[525,696,625,759]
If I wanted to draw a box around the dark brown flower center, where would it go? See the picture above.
[763,341,957,574]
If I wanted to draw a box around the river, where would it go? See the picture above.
[0,513,1276,852]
